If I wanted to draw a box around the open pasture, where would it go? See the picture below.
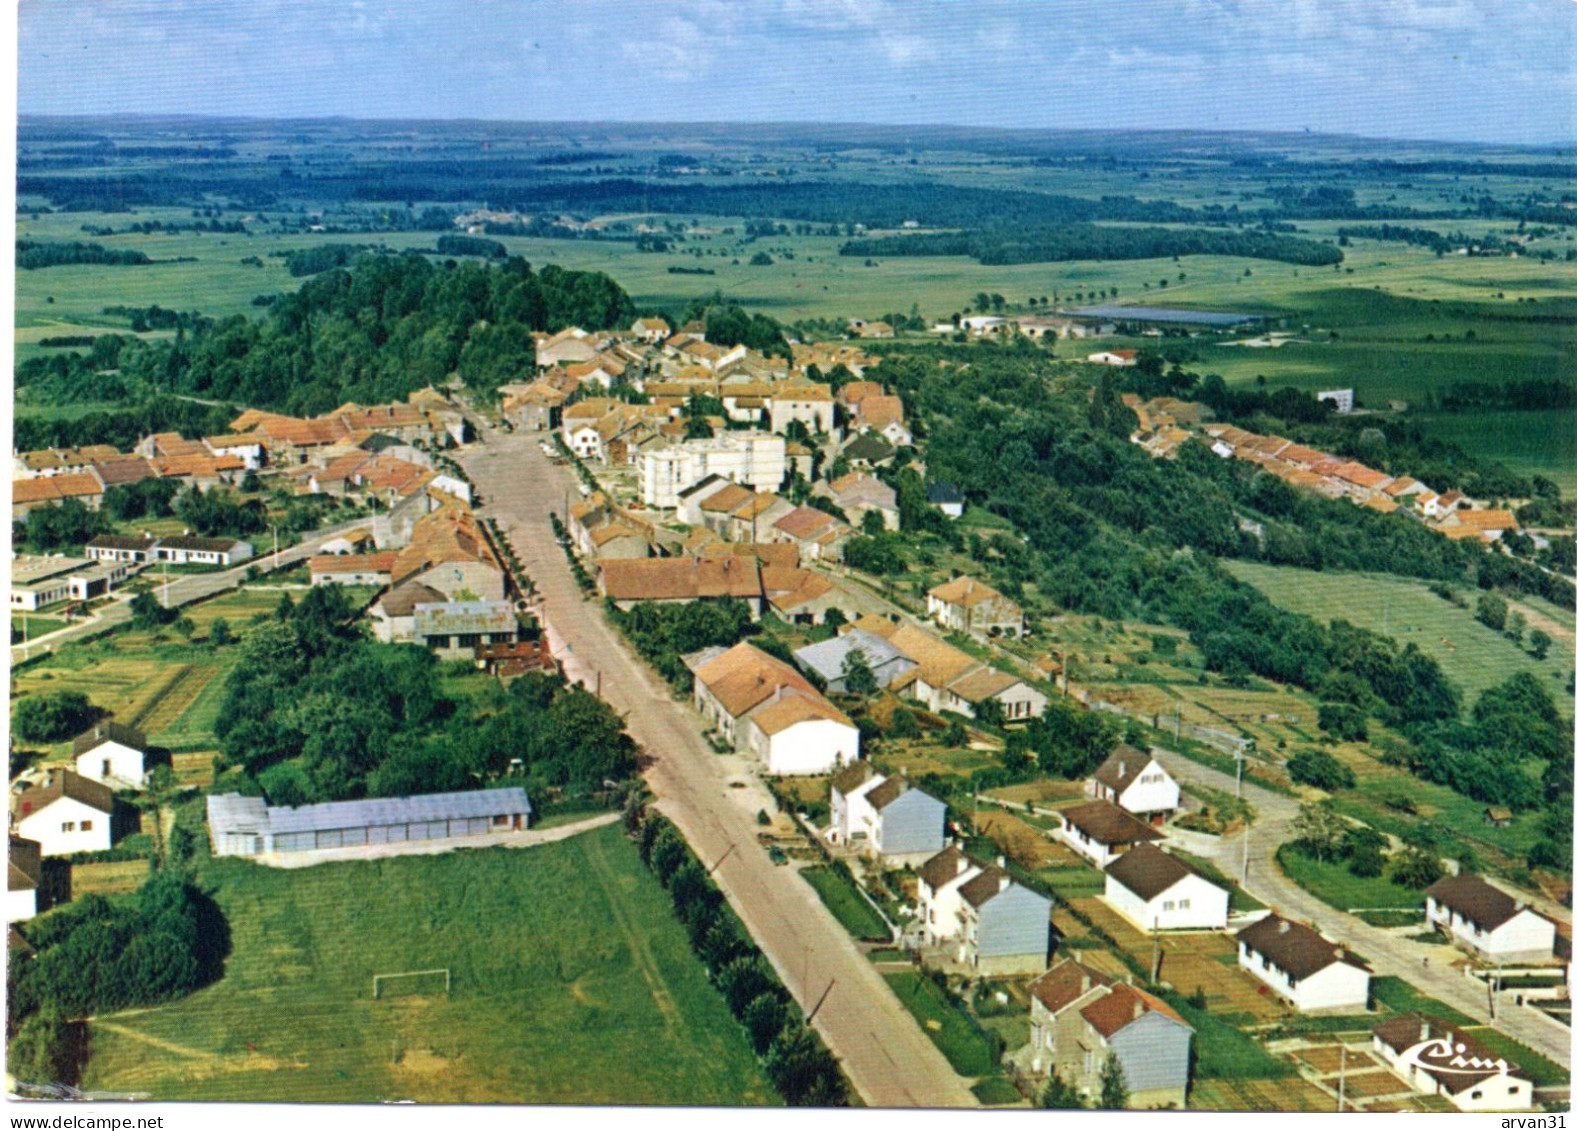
[79,824,774,1105]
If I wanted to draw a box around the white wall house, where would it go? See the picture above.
[1103,844,1229,931]
[745,694,860,776]
[1237,914,1371,1013]
[1372,1014,1533,1112]
[828,766,946,865]
[1087,746,1180,824]
[13,771,115,857]
[917,845,984,943]
[1424,874,1557,964]
[1057,801,1164,868]
[72,721,148,789]
[7,836,43,922]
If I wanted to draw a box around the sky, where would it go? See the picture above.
[16,0,1577,145]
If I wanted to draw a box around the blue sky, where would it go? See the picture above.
[17,0,1577,144]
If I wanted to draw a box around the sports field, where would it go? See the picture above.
[1223,561,1570,704]
[79,823,775,1104]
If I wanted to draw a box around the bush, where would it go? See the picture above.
[11,691,99,743]
[1286,747,1357,792]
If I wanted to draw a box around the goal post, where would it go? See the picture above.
[372,968,451,1000]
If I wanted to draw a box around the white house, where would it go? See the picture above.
[153,536,254,566]
[745,692,860,776]
[828,765,946,865]
[1102,843,1229,931]
[1424,874,1557,964]
[7,836,43,922]
[1088,349,1138,367]
[1057,801,1164,868]
[12,770,115,857]
[917,844,984,943]
[72,721,148,789]
[916,845,1050,973]
[1315,388,1355,414]
[1236,914,1371,1013]
[1372,1013,1533,1112]
[1087,746,1180,825]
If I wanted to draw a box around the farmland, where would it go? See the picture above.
[1223,560,1569,703]
[79,824,775,1105]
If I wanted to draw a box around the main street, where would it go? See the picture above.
[456,425,980,1109]
[1155,749,1573,1070]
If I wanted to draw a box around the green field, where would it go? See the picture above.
[800,865,890,941]
[1275,844,1424,913]
[80,824,774,1104]
[1159,994,1293,1081]
[883,971,998,1078]
[1413,411,1577,495]
[1224,561,1570,704]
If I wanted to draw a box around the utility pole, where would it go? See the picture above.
[706,843,736,876]
[1235,747,1244,799]
[273,524,280,571]
[1241,826,1250,885]
[1150,917,1162,983]
[162,558,169,608]
[1337,1044,1347,1112]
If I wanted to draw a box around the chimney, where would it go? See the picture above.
[1118,761,1126,778]
[1421,1020,1430,1042]
[999,875,1010,893]
[1081,974,1091,994]
[1278,920,1291,934]
[1133,998,1145,1021]
[997,855,1007,868]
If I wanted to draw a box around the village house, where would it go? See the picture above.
[822,472,900,532]
[309,551,398,587]
[827,765,946,865]
[768,384,836,436]
[1371,1013,1532,1112]
[1057,800,1165,867]
[841,431,896,468]
[389,505,508,604]
[631,316,671,343]
[689,642,859,774]
[770,505,851,564]
[1236,914,1371,1013]
[503,381,570,432]
[926,575,1024,637]
[1088,349,1139,367]
[369,581,448,644]
[72,721,149,790]
[535,327,600,369]
[153,536,254,567]
[793,629,917,693]
[1086,746,1180,825]
[11,471,106,517]
[412,600,527,661]
[1023,960,1193,1109]
[1424,874,1557,964]
[1103,843,1229,931]
[760,566,847,626]
[849,615,1047,722]
[915,845,1052,974]
[926,482,965,519]
[7,836,43,922]
[598,556,765,616]
[12,769,116,857]
[11,554,134,611]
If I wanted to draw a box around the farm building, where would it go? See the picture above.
[206,787,533,860]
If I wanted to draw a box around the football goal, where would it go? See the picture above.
[372,968,452,1000]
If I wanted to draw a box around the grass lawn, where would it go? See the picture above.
[11,614,71,639]
[1368,976,1474,1026]
[1275,844,1424,912]
[1171,849,1267,913]
[800,865,890,941]
[1223,561,1567,705]
[1460,1027,1569,1087]
[883,971,998,1078]
[80,824,775,1104]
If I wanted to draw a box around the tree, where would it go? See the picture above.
[129,591,178,631]
[973,697,1005,728]
[764,1025,846,1106]
[1387,845,1445,889]
[1528,628,1552,660]
[840,647,879,697]
[742,992,790,1056]
[1504,611,1526,647]
[1041,1072,1085,1109]
[209,617,233,646]
[860,509,886,536]
[1475,592,1508,632]
[1098,1055,1130,1110]
[1292,801,1348,862]
[173,616,196,640]
[1287,747,1357,792]
[889,708,920,739]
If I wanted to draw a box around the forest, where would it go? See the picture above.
[840,224,1344,267]
[16,239,150,270]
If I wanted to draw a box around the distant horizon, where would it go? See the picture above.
[16,112,1576,153]
[18,1,1575,147]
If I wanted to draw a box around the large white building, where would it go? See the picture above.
[1236,914,1371,1013]
[638,433,787,509]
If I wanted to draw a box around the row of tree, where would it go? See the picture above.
[840,224,1344,267]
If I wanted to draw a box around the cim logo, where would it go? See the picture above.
[1399,1035,1510,1076]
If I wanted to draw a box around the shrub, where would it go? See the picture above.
[1286,747,1357,792]
[11,691,98,743]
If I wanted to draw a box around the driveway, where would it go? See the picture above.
[455,424,980,1108]
[1153,748,1572,1069]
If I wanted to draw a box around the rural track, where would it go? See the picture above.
[455,419,981,1109]
[1153,748,1573,1070]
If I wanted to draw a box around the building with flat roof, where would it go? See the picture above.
[10,554,135,611]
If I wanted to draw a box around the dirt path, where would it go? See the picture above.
[580,829,681,1029]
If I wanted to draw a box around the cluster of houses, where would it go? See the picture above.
[1127,396,1521,544]
[10,388,470,522]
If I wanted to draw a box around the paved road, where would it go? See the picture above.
[1155,748,1572,1069]
[456,425,980,1109]
[9,520,366,663]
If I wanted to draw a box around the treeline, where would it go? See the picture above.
[283,243,372,276]
[104,303,203,332]
[16,239,150,270]
[435,234,506,259]
[7,873,229,1090]
[1434,378,1577,413]
[80,252,633,413]
[629,808,848,1105]
[212,588,635,806]
[610,599,756,692]
[10,396,236,455]
[81,218,248,236]
[841,225,1344,267]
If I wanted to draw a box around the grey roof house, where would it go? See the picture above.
[793,629,918,693]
